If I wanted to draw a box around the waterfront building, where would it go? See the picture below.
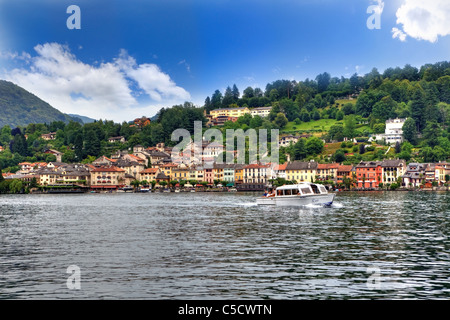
[243,163,270,184]
[172,167,190,181]
[381,159,406,184]
[158,163,178,180]
[316,163,339,182]
[273,163,287,180]
[89,166,126,191]
[285,161,318,183]
[115,159,145,179]
[355,161,382,189]
[336,165,354,186]
[402,163,427,188]
[139,168,159,182]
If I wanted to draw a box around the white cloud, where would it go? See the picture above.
[116,50,190,102]
[392,27,407,41]
[178,59,191,73]
[1,43,190,122]
[392,0,450,43]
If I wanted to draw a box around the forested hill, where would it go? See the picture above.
[200,61,449,132]
[0,80,80,128]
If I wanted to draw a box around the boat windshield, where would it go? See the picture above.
[310,184,321,194]
[319,185,327,193]
[300,187,312,195]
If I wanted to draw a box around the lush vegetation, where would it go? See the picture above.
[0,80,80,128]
[1,61,449,177]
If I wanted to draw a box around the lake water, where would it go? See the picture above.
[0,191,449,299]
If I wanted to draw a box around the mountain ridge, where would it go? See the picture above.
[0,80,81,128]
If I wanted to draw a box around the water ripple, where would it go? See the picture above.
[0,191,449,299]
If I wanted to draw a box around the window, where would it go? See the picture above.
[300,187,312,194]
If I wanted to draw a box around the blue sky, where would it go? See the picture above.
[0,0,449,122]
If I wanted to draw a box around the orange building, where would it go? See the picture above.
[355,161,382,189]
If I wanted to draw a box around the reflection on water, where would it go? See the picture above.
[0,191,449,299]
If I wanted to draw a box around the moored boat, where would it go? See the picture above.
[256,183,335,207]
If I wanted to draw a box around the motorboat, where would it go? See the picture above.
[256,183,335,207]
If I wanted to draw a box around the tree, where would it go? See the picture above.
[222,86,234,107]
[273,113,288,128]
[204,96,212,112]
[410,88,426,132]
[355,92,372,117]
[10,133,28,156]
[373,123,386,134]
[74,132,84,160]
[305,137,324,156]
[232,84,240,101]
[211,90,223,109]
[402,118,418,145]
[342,103,355,115]
[343,115,357,139]
[336,111,344,121]
[359,144,365,154]
[131,180,141,190]
[328,124,345,142]
[395,141,401,154]
[0,162,3,183]
[293,138,307,160]
[333,149,347,163]
[423,121,441,147]
[372,96,397,122]
[243,87,254,99]
[316,72,331,93]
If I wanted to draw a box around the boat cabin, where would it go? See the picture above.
[275,183,328,197]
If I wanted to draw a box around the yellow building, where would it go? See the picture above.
[285,161,318,183]
[317,163,339,182]
[234,165,245,185]
[210,107,250,119]
[159,163,178,180]
[139,168,159,182]
[212,165,224,182]
[190,167,205,182]
[172,167,190,181]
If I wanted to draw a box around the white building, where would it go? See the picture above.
[250,106,272,118]
[373,118,406,145]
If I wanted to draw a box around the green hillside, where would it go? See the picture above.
[0,80,79,128]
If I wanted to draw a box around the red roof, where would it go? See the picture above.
[318,163,339,169]
[274,163,287,171]
[127,154,145,162]
[90,166,125,173]
[338,165,353,172]
[140,168,158,174]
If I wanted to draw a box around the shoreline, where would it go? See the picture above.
[2,187,448,195]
